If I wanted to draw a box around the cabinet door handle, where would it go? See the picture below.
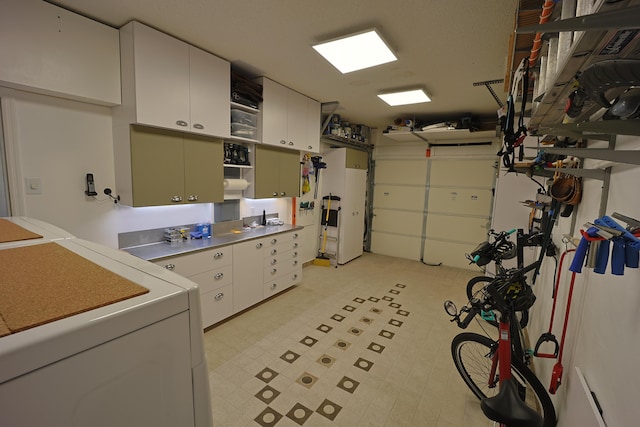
[271,268,277,274]
[288,141,294,146]
[293,252,298,257]
[293,242,299,248]
[279,140,286,145]
[256,243,263,249]
[271,238,277,244]
[171,195,182,203]
[269,283,277,290]
[307,145,312,149]
[176,120,188,127]
[164,263,175,270]
[280,192,286,196]
[214,292,224,301]
[270,249,277,255]
[187,195,198,202]
[293,233,298,238]
[292,260,298,266]
[272,192,278,197]
[292,274,298,280]
[214,272,224,279]
[213,252,223,259]
[270,258,277,265]
[193,123,204,130]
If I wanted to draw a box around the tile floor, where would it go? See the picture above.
[203,253,493,427]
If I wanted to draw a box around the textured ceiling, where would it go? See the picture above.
[49,0,519,130]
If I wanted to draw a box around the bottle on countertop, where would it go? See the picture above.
[261,210,266,226]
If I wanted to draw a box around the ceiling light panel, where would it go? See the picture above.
[312,29,397,74]
[377,89,431,106]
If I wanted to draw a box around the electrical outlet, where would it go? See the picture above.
[25,178,42,195]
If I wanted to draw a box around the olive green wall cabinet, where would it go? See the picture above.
[245,145,300,199]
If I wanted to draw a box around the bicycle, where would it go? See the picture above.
[444,261,557,427]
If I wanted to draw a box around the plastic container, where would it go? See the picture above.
[231,123,257,140]
[231,109,258,127]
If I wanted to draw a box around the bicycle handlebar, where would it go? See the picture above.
[458,305,481,329]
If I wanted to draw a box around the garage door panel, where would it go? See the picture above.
[422,239,479,270]
[430,160,496,187]
[371,232,421,261]
[373,184,425,211]
[425,215,489,243]
[427,188,493,215]
[375,160,427,185]
[372,209,423,236]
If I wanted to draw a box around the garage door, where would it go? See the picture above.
[370,135,498,269]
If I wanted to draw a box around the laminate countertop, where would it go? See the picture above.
[122,224,303,261]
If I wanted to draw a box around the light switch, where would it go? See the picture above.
[25,178,42,194]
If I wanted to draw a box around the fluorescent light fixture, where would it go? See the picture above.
[377,89,431,106]
[312,29,397,73]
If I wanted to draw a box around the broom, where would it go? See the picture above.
[314,195,332,267]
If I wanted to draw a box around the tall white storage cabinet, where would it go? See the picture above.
[322,147,368,264]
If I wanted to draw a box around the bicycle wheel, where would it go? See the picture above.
[466,276,529,328]
[451,332,556,427]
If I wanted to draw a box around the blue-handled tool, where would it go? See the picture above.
[594,240,610,274]
[569,227,599,273]
[625,244,639,268]
[611,238,626,275]
[598,216,640,250]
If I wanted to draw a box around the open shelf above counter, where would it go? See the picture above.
[382,128,498,144]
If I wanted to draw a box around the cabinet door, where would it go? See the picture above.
[345,149,368,170]
[189,46,230,138]
[132,22,190,131]
[253,145,281,198]
[130,125,185,207]
[306,98,320,152]
[287,90,307,149]
[183,134,224,203]
[340,168,367,263]
[232,239,265,312]
[279,148,301,198]
[261,78,288,147]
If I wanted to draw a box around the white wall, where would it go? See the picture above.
[494,134,640,426]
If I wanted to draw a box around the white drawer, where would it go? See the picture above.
[154,246,232,276]
[200,284,233,328]
[188,264,233,294]
[263,257,300,279]
[264,268,302,298]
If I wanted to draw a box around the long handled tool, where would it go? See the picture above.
[314,195,332,267]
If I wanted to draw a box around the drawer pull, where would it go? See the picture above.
[293,242,299,248]
[292,274,298,280]
[214,273,224,279]
[293,233,298,238]
[214,292,224,301]
[164,263,175,270]
[292,260,298,266]
[256,243,263,249]
[271,268,277,274]
[293,252,298,257]
[271,238,277,244]
[270,259,277,265]
[269,283,277,290]
[213,252,223,259]
[271,249,277,255]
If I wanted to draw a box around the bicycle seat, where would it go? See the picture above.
[481,378,543,427]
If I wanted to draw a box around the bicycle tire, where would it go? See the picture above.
[466,276,529,328]
[451,332,556,427]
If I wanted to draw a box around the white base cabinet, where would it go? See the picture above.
[155,230,302,327]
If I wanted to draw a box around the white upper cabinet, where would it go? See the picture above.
[117,21,230,138]
[257,77,320,152]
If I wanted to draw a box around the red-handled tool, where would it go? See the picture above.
[534,249,575,359]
